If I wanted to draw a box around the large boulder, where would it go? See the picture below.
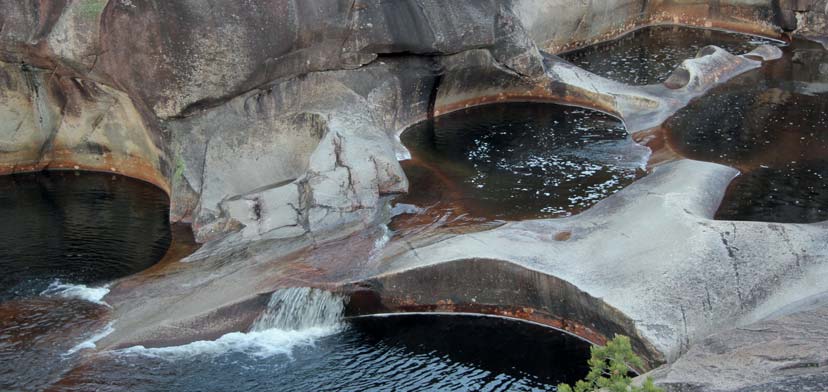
[93,0,545,119]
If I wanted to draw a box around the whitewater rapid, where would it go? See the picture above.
[118,287,347,360]
[41,280,111,306]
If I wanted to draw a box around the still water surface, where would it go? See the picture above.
[0,171,171,300]
[665,40,828,222]
[398,102,648,222]
[562,25,779,85]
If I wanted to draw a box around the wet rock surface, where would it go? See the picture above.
[0,61,167,191]
[344,258,660,367]
[0,297,110,391]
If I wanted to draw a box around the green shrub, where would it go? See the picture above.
[558,335,663,392]
[78,0,107,19]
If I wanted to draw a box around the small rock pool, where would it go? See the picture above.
[664,40,828,223]
[0,171,171,301]
[0,171,171,390]
[396,102,649,222]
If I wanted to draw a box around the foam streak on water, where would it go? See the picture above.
[41,280,111,306]
[65,322,115,356]
[118,327,336,359]
[120,288,346,360]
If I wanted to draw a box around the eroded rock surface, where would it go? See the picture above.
[0,0,817,243]
[648,294,828,391]
[373,159,828,361]
[1,1,827,390]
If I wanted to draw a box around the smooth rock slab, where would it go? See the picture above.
[374,159,828,362]
[649,295,828,392]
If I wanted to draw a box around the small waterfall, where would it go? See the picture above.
[120,287,347,359]
[252,287,346,332]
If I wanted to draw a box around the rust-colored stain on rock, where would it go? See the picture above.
[554,231,573,241]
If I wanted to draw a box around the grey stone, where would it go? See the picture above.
[374,159,828,361]
[648,297,828,392]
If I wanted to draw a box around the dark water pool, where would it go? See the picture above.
[0,171,171,390]
[54,314,591,392]
[0,297,110,391]
[0,171,171,300]
[664,40,828,223]
[397,102,648,222]
[562,25,779,85]
[0,172,595,392]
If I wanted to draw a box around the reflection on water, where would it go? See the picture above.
[0,171,171,300]
[664,40,828,223]
[0,171,171,390]
[54,315,591,392]
[562,25,779,85]
[715,163,828,223]
[397,103,648,223]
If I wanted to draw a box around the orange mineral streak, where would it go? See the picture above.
[554,231,573,241]
[633,126,683,169]
[372,301,655,372]
[0,150,169,196]
[648,5,786,40]
[0,297,109,348]
[548,15,783,55]
[434,87,619,121]
[391,303,610,349]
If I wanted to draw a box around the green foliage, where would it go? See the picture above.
[173,152,186,186]
[77,0,107,19]
[558,335,663,392]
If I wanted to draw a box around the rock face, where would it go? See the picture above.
[1,0,813,243]
[169,59,434,242]
[1,1,828,390]
[796,0,828,45]
[648,293,828,391]
[0,60,167,191]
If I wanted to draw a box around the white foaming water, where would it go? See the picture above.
[119,327,337,359]
[121,287,346,359]
[369,224,392,261]
[252,287,346,331]
[390,203,424,217]
[41,280,110,306]
[65,322,115,356]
